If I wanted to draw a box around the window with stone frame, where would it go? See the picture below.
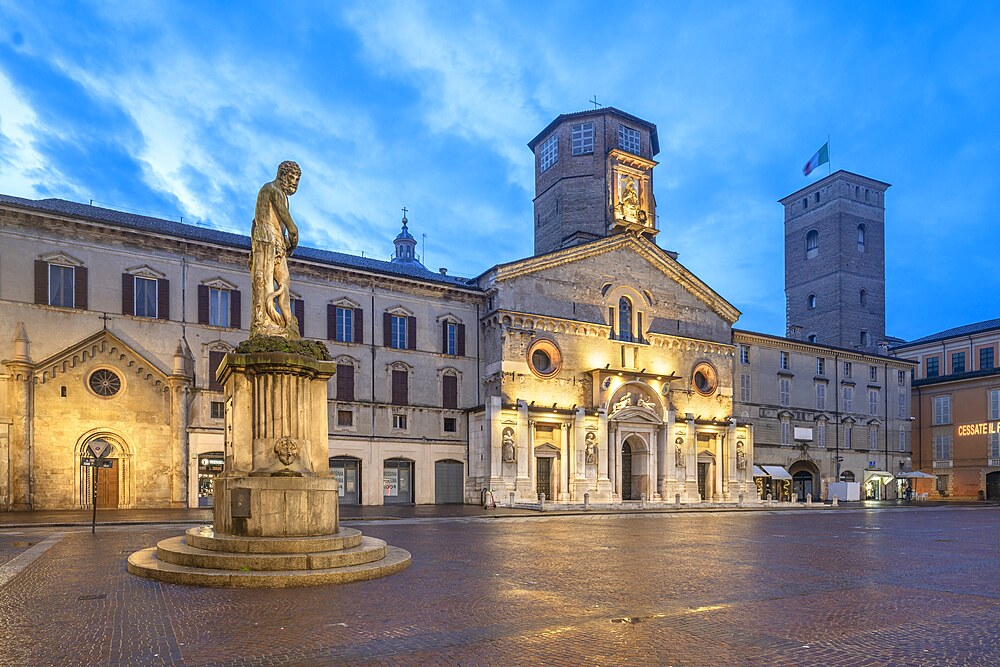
[869,365,877,382]
[198,282,241,329]
[869,428,878,451]
[441,320,466,356]
[843,362,852,378]
[442,373,458,409]
[815,383,826,410]
[780,351,789,371]
[779,378,790,407]
[926,356,939,377]
[842,386,853,413]
[868,389,879,416]
[898,390,907,419]
[857,224,867,252]
[933,434,952,460]
[816,421,826,448]
[933,395,951,425]
[617,297,633,342]
[740,373,751,403]
[35,258,88,310]
[384,312,416,350]
[816,357,825,375]
[336,363,355,402]
[210,401,224,419]
[898,429,907,453]
[443,417,458,433]
[780,421,790,446]
[391,368,409,406]
[739,345,750,364]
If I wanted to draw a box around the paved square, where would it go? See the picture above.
[0,506,997,666]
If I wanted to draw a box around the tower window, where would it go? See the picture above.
[803,197,808,209]
[805,230,819,258]
[857,224,867,252]
[860,289,867,306]
[807,294,816,309]
[814,192,820,203]
[539,134,558,172]
[860,330,869,346]
[807,334,817,343]
[618,125,641,154]
[571,122,594,155]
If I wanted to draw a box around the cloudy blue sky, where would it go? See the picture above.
[1,1,997,341]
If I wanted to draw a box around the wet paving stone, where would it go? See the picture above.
[0,507,997,666]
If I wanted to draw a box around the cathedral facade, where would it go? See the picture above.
[0,107,754,510]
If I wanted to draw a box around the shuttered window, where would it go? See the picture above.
[292,298,305,337]
[198,286,241,328]
[208,351,225,391]
[391,369,408,406]
[36,261,87,309]
[336,363,355,402]
[442,374,458,409]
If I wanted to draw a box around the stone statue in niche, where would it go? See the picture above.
[501,427,516,463]
[584,431,597,465]
[620,175,638,219]
[674,437,685,467]
[736,440,747,470]
[250,161,301,339]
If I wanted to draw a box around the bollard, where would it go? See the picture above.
[509,492,515,509]
[640,493,646,509]
[766,493,773,506]
[738,493,744,508]
[539,492,546,511]
[584,492,590,510]
[675,493,681,507]
[806,493,812,506]
[832,494,839,507]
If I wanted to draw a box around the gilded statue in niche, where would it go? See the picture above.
[501,427,516,463]
[584,431,597,465]
[250,161,301,339]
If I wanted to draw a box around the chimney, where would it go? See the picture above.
[438,268,448,275]
[787,325,803,340]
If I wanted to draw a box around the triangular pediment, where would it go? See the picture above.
[32,329,171,388]
[490,233,740,324]
[610,406,663,424]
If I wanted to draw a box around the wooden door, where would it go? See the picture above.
[96,459,119,508]
[536,457,551,499]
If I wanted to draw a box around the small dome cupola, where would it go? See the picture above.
[391,208,421,265]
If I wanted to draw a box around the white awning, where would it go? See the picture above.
[760,465,792,480]
[864,469,894,479]
[897,471,937,479]
[751,465,768,477]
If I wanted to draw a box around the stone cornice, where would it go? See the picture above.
[490,233,741,324]
[733,330,915,367]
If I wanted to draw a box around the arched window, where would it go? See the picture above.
[618,297,633,342]
[860,289,867,306]
[857,224,866,252]
[805,230,819,259]
[840,470,856,482]
[807,294,816,310]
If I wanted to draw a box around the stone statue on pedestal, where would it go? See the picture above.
[250,160,301,339]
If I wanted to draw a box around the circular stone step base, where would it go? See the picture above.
[128,545,411,588]
[184,526,363,554]
[156,535,388,571]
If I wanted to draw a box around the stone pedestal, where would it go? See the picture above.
[130,351,410,587]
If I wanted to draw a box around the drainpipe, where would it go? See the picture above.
[834,353,841,480]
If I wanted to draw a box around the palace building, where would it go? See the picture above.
[2,108,914,511]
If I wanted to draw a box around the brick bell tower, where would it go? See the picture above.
[781,170,890,351]
[528,107,660,256]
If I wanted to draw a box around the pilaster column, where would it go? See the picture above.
[5,323,33,510]
[558,422,570,501]
[686,414,698,500]
[714,432,725,501]
[168,377,191,507]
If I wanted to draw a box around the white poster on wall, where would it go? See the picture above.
[332,468,346,497]
[383,469,399,497]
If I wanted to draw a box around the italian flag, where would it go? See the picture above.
[803,142,829,176]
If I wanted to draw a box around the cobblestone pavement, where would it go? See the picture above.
[0,506,997,666]
[0,534,39,568]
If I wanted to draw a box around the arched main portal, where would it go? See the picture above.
[620,435,648,501]
[74,430,134,509]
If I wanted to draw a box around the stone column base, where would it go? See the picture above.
[214,475,339,538]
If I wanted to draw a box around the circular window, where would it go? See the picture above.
[88,369,122,397]
[691,362,718,396]
[527,339,562,378]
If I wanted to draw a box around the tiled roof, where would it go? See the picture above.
[890,317,1000,349]
[0,194,480,290]
[527,106,660,155]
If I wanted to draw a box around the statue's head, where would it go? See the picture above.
[276,161,301,195]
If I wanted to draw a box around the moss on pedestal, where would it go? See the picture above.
[236,335,332,361]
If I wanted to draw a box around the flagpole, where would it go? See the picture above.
[827,134,832,175]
